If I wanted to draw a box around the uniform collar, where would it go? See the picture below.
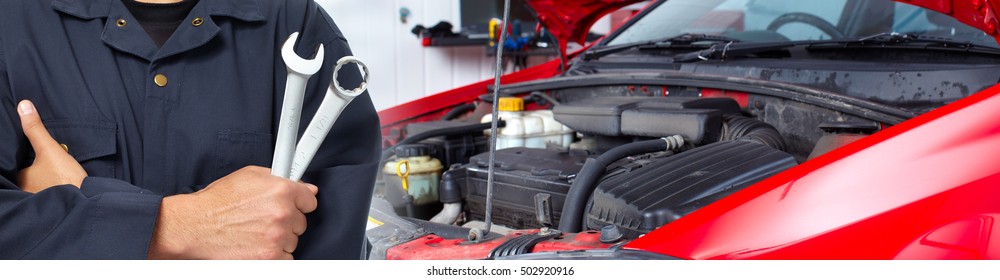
[52,0,265,22]
[58,0,265,62]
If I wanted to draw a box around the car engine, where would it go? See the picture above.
[369,90,877,260]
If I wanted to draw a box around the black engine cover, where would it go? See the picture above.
[461,148,592,229]
[553,97,741,144]
[586,141,796,238]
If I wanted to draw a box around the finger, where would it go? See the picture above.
[279,253,294,260]
[17,100,62,155]
[280,232,299,255]
[292,183,319,213]
[290,212,307,236]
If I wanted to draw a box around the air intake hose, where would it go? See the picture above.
[722,115,787,151]
[558,135,685,233]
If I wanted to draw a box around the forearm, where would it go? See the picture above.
[0,177,162,259]
[148,193,191,259]
[0,69,164,259]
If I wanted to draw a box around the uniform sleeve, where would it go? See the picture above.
[289,1,382,260]
[0,44,163,260]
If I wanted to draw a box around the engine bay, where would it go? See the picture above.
[368,82,887,260]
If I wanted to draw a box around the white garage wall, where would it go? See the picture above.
[316,0,476,111]
[316,0,610,111]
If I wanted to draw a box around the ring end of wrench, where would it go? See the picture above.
[331,56,369,98]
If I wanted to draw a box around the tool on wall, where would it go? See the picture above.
[399,7,411,24]
[489,19,538,71]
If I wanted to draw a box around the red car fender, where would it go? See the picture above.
[377,0,1000,260]
[625,84,1000,259]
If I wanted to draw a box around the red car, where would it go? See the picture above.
[367,0,1000,260]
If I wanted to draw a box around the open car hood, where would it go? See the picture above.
[525,0,1000,52]
[903,0,1000,38]
[524,0,646,48]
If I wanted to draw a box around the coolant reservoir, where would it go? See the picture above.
[482,97,574,149]
[383,144,443,205]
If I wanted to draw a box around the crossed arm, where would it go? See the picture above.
[13,100,321,259]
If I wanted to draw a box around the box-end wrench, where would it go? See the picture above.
[272,32,325,178]
[288,56,369,181]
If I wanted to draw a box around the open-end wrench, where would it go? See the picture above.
[288,56,369,181]
[272,32,325,178]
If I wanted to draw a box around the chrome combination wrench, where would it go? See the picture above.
[273,32,370,181]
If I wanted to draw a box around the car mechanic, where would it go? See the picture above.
[0,0,381,259]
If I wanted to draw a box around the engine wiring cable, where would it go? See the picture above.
[471,0,513,242]
[529,91,560,106]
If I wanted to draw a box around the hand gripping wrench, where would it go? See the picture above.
[272,32,325,178]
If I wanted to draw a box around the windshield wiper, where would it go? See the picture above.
[583,33,742,61]
[674,32,1000,62]
[850,32,991,47]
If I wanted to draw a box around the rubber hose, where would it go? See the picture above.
[529,92,560,107]
[722,115,787,151]
[381,121,505,163]
[441,103,478,121]
[558,135,685,233]
[404,196,415,218]
[430,203,463,224]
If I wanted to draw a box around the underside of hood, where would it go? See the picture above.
[524,0,646,48]
[900,0,1000,38]
[524,0,1000,54]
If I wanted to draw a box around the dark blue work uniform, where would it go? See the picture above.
[0,0,381,259]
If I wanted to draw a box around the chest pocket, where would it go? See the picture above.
[44,120,118,178]
[213,130,274,182]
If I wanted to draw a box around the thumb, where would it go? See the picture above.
[17,100,62,155]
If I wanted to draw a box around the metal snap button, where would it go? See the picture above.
[154,74,168,87]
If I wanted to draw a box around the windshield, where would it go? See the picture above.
[605,0,999,47]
